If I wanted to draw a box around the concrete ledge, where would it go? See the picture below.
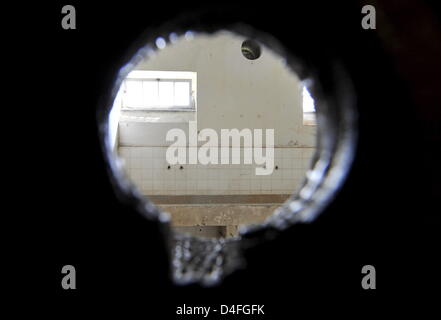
[149,194,290,205]
[159,204,280,226]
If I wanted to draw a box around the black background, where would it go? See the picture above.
[27,0,441,316]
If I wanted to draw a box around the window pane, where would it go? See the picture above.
[174,81,190,106]
[143,81,158,107]
[124,80,144,107]
[302,87,316,113]
[158,81,174,107]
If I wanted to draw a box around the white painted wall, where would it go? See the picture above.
[115,31,317,196]
[119,31,316,148]
[119,146,315,195]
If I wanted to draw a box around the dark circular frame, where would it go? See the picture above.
[96,11,358,286]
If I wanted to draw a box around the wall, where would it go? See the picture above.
[108,88,122,151]
[119,146,314,195]
[116,31,317,196]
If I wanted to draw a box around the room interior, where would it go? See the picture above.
[108,31,317,238]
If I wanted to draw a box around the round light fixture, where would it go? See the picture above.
[241,39,261,60]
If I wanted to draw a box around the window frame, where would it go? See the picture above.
[121,71,197,112]
[302,85,317,126]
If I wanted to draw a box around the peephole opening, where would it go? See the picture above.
[109,30,317,239]
[102,26,356,285]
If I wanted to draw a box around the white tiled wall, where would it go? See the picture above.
[118,147,315,195]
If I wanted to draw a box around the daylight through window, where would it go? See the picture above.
[121,70,196,111]
[302,86,316,126]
